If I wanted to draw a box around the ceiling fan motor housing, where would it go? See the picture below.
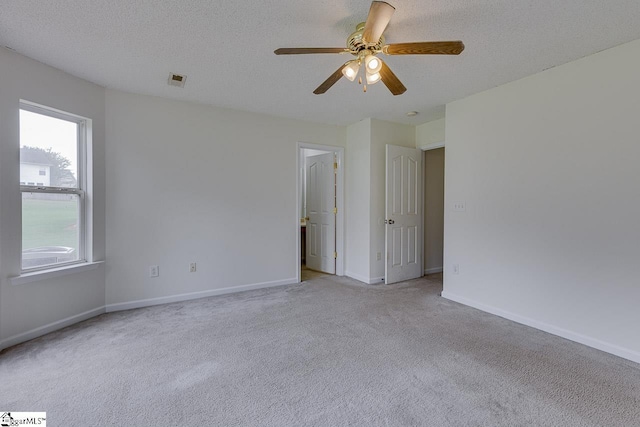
[347,22,385,54]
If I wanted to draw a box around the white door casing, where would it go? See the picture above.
[305,152,336,274]
[385,145,423,284]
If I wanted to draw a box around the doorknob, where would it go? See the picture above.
[385,219,395,224]
[304,217,310,221]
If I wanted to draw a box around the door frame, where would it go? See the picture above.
[296,142,345,282]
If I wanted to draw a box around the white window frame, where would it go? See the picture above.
[19,101,92,273]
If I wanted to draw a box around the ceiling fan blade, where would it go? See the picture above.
[383,41,465,55]
[379,61,406,95]
[313,63,347,94]
[274,48,347,55]
[362,1,395,44]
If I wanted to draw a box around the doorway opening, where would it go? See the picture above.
[296,143,345,283]
[422,146,445,279]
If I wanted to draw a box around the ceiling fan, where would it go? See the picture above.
[274,1,464,95]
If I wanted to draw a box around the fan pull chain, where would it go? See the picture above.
[363,85,367,92]
[358,76,362,85]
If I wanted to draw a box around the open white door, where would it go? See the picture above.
[305,152,336,274]
[385,145,423,284]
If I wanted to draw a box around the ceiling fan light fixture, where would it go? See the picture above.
[342,60,360,81]
[366,71,381,84]
[274,1,464,96]
[364,54,383,73]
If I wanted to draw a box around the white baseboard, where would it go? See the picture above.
[106,277,298,312]
[424,267,443,275]
[441,291,640,364]
[345,271,367,283]
[0,306,106,351]
[345,271,385,285]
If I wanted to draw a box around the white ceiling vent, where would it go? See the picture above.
[168,72,186,88]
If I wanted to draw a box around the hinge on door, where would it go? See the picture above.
[334,162,338,171]
[333,252,337,259]
[333,207,337,214]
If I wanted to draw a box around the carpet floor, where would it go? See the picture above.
[1,274,639,426]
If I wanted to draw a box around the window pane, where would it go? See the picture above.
[22,192,80,269]
[20,109,78,188]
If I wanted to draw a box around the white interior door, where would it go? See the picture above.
[385,145,423,284]
[305,152,336,274]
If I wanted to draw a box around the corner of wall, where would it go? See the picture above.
[416,118,446,150]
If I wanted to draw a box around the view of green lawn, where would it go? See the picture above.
[22,197,78,250]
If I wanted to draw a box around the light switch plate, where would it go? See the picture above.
[453,201,466,212]
[149,265,159,277]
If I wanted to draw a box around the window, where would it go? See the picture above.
[20,102,90,271]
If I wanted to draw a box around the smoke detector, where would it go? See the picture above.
[168,73,187,88]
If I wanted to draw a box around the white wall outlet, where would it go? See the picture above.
[377,252,382,261]
[149,265,159,277]
[453,201,466,212]
[453,264,460,275]
[189,262,197,273]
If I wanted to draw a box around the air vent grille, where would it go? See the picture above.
[168,73,187,88]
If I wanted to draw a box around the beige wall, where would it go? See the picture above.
[105,89,346,307]
[443,38,640,363]
[424,148,444,273]
[416,118,445,150]
[345,119,372,282]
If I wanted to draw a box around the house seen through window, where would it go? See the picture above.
[20,104,88,271]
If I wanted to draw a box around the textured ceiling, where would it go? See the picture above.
[1,1,640,126]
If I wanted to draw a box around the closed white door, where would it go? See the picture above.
[305,152,336,274]
[385,145,423,284]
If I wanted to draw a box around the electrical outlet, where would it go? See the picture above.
[189,262,197,273]
[149,265,159,277]
[453,264,460,275]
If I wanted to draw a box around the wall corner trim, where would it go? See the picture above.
[345,271,385,285]
[441,291,640,364]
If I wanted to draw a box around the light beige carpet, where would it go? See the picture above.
[1,274,638,426]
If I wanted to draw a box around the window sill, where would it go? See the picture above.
[10,261,104,286]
